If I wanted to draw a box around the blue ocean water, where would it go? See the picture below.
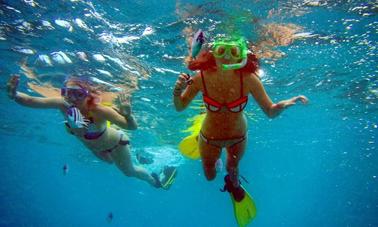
[0,0,377,226]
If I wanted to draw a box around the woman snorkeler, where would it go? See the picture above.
[173,35,308,222]
[7,75,176,190]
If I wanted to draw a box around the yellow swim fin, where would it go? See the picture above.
[178,113,205,160]
[222,175,257,227]
[160,166,178,190]
[230,186,257,227]
[178,134,200,160]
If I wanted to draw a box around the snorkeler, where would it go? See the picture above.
[174,34,308,225]
[7,75,176,190]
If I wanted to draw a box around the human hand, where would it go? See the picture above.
[116,92,132,116]
[7,74,20,99]
[174,73,192,96]
[275,95,309,109]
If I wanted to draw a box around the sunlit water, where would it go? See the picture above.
[0,0,377,226]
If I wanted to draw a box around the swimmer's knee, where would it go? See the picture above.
[123,167,137,177]
[203,166,216,181]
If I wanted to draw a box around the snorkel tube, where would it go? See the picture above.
[213,37,248,71]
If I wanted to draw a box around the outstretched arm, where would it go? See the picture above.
[94,96,137,130]
[113,92,137,130]
[173,73,200,111]
[248,73,308,118]
[7,75,64,109]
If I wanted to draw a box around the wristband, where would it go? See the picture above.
[173,91,182,97]
[173,88,183,96]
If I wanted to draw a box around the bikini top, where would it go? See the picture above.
[65,104,107,140]
[201,71,248,113]
[86,115,107,134]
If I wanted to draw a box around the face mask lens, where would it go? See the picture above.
[214,45,226,58]
[61,88,66,96]
[75,90,87,99]
[62,87,88,100]
[230,46,241,59]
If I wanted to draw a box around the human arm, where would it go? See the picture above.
[7,74,64,109]
[113,92,137,130]
[173,73,200,111]
[94,99,137,130]
[248,73,308,118]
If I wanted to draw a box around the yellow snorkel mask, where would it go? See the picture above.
[212,37,248,70]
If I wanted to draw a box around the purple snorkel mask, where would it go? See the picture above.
[61,86,89,101]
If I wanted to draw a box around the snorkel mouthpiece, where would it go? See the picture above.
[222,58,248,70]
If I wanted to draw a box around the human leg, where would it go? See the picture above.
[199,132,222,181]
[226,137,247,187]
[111,144,157,187]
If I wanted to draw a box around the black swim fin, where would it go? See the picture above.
[151,166,177,190]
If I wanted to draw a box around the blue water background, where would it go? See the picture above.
[0,0,377,226]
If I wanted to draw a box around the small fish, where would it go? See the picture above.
[55,19,70,27]
[41,20,55,30]
[63,164,69,175]
[96,69,112,77]
[98,33,113,43]
[107,212,113,223]
[76,51,89,62]
[36,54,53,66]
[90,77,113,87]
[66,106,89,129]
[55,19,73,32]
[115,35,140,44]
[191,29,205,59]
[292,32,316,39]
[12,46,35,55]
[90,77,121,91]
[59,51,72,63]
[51,53,65,64]
[21,21,33,31]
[63,38,74,44]
[304,0,322,6]
[142,26,154,36]
[103,55,128,71]
[18,48,35,55]
[23,0,39,7]
[51,51,72,64]
[5,6,21,14]
[109,87,123,92]
[74,18,92,32]
[93,54,106,63]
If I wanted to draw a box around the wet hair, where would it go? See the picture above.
[187,50,259,75]
[64,76,101,109]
